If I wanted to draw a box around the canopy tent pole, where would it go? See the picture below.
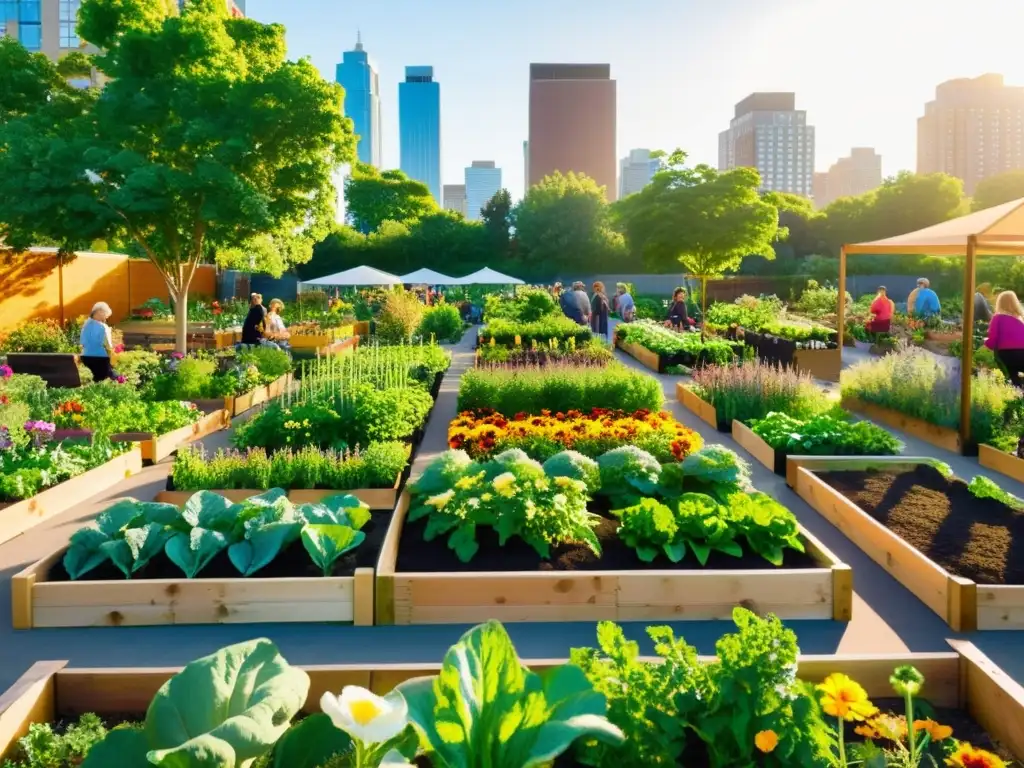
[959,235,977,448]
[838,246,847,350]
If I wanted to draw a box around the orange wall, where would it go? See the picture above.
[0,251,217,333]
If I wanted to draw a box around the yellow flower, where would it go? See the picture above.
[455,473,480,490]
[514,334,522,346]
[481,492,493,502]
[425,489,455,510]
[914,719,953,742]
[554,476,574,488]
[492,472,516,496]
[817,673,877,722]
[489,337,496,347]
[533,478,550,491]
[862,714,908,742]
[754,730,778,753]
[945,743,1007,768]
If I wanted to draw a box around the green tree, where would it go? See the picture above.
[480,188,513,256]
[513,171,625,278]
[0,0,352,350]
[344,164,439,233]
[614,150,779,323]
[972,170,1024,212]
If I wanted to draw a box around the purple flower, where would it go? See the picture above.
[24,420,55,447]
[115,375,127,384]
[171,352,185,360]
[0,364,12,379]
[0,426,12,451]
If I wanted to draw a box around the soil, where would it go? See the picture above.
[45,509,393,582]
[819,464,1024,585]
[395,499,819,573]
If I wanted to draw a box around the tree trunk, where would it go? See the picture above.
[174,285,189,354]
[700,276,708,342]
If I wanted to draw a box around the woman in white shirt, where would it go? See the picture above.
[264,299,290,348]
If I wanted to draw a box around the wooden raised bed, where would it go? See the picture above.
[4,642,1023,763]
[375,492,852,625]
[5,353,82,388]
[731,420,783,474]
[113,409,229,463]
[11,546,375,630]
[793,347,842,382]
[154,473,403,511]
[841,395,962,454]
[314,336,358,358]
[193,372,292,417]
[0,448,143,548]
[676,383,722,430]
[978,444,1024,484]
[614,338,661,373]
[792,456,1024,631]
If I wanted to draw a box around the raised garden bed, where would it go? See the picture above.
[192,371,292,417]
[0,448,143,547]
[740,330,842,382]
[793,456,1024,630]
[9,501,390,628]
[841,395,963,454]
[111,408,228,463]
[375,492,852,625]
[732,420,784,474]
[4,352,82,388]
[614,337,661,373]
[676,382,724,430]
[979,443,1024,484]
[2,640,1022,763]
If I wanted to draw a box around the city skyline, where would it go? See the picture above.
[399,65,441,203]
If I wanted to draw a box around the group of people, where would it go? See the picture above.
[864,278,943,334]
[241,292,290,349]
[553,282,641,338]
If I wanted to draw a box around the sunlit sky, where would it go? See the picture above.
[246,0,1024,200]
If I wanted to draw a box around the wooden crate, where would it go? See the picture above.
[841,396,962,454]
[10,546,374,629]
[375,493,852,625]
[793,347,842,382]
[154,474,402,511]
[0,449,143,548]
[3,642,1023,763]
[676,383,721,430]
[290,333,337,349]
[791,456,1024,631]
[978,444,1024,484]
[614,338,661,373]
[731,420,783,474]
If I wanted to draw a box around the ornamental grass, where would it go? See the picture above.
[690,359,823,425]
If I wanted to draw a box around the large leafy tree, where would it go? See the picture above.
[0,0,353,350]
[344,164,439,234]
[972,170,1024,212]
[513,171,625,278]
[614,150,780,320]
[480,188,513,258]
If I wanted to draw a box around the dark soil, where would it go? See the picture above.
[819,465,1024,585]
[395,499,818,573]
[45,510,392,582]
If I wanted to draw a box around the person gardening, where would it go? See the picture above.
[985,290,1024,386]
[910,278,940,319]
[866,286,894,333]
[79,301,116,381]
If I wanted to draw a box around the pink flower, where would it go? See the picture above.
[0,364,12,379]
[113,344,125,354]
[115,375,127,384]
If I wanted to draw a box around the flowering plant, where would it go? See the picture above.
[52,399,87,429]
[0,364,12,379]
[24,419,55,447]
[448,407,702,463]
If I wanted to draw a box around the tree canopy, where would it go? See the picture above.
[0,0,353,349]
[971,170,1024,212]
[344,165,439,233]
[480,188,513,257]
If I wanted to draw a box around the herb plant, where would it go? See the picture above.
[615,321,744,365]
[0,714,108,768]
[749,410,903,457]
[690,360,823,426]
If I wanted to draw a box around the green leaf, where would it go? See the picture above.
[79,726,151,768]
[636,545,659,563]
[689,541,711,566]
[300,524,364,576]
[138,502,186,528]
[448,523,479,563]
[663,541,687,562]
[271,713,351,768]
[125,522,172,573]
[100,539,134,579]
[228,522,301,577]
[715,541,744,558]
[247,488,288,507]
[183,491,232,529]
[96,499,144,536]
[144,638,309,768]
[64,528,112,580]
[423,513,459,541]
[164,528,228,579]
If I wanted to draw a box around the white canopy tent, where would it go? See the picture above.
[454,267,525,285]
[302,265,403,287]
[400,268,457,284]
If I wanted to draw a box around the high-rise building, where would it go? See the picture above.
[718,93,815,197]
[917,74,1024,196]
[399,65,442,203]
[523,140,530,196]
[619,149,660,198]
[465,161,502,221]
[1,0,95,63]
[336,33,382,168]
[528,63,617,201]
[814,148,882,208]
[443,184,467,217]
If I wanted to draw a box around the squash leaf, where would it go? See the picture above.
[300,524,364,576]
[229,521,302,577]
[182,491,232,529]
[64,528,112,580]
[79,726,151,768]
[271,713,352,768]
[124,523,172,574]
[165,528,229,578]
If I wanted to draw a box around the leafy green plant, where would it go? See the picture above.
[483,289,558,322]
[655,445,752,503]
[237,346,292,381]
[0,438,126,502]
[0,714,108,768]
[615,321,743,365]
[408,449,600,562]
[703,294,785,332]
[113,350,162,388]
[482,315,591,347]
[542,449,600,492]
[416,303,463,343]
[967,474,1024,511]
[63,490,370,579]
[396,620,623,768]
[0,319,77,353]
[728,492,806,566]
[596,445,661,503]
[80,639,309,768]
[749,410,903,457]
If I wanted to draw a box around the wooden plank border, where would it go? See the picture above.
[376,492,851,625]
[6,644,1024,762]
[676,383,721,430]
[136,409,229,463]
[978,444,1024,484]
[793,347,842,382]
[731,420,782,474]
[0,448,143,547]
[792,457,1024,631]
[614,338,662,373]
[842,396,963,454]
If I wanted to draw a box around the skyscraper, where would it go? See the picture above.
[1,0,95,63]
[523,141,530,196]
[443,184,467,217]
[400,66,442,203]
[718,93,815,197]
[464,161,502,221]
[918,74,1024,195]
[336,33,382,168]
[814,148,882,208]
[528,64,617,201]
[619,149,660,198]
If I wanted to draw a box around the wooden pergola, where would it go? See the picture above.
[839,196,1024,448]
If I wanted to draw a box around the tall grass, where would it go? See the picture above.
[690,360,823,425]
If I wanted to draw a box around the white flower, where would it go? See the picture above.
[321,686,408,744]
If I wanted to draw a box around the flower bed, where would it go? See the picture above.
[375,446,851,625]
[11,489,382,628]
[448,408,702,463]
[793,456,1024,631]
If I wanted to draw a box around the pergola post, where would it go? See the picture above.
[959,235,977,449]
[838,246,847,348]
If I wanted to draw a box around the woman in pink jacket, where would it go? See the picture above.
[984,291,1024,386]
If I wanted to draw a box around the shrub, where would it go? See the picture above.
[114,350,162,388]
[633,297,662,320]
[458,362,664,414]
[0,319,77,353]
[376,289,425,344]
[750,410,904,456]
[792,280,851,319]
[237,346,292,380]
[418,303,464,343]
[690,360,822,426]
[483,289,558,322]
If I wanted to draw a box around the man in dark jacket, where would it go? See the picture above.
[560,284,583,323]
[571,282,591,326]
[240,293,267,345]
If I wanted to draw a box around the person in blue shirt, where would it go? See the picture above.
[79,301,115,381]
[914,278,941,318]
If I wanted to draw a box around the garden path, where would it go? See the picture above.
[0,335,1022,693]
